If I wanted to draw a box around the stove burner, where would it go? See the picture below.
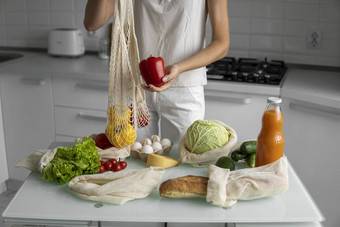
[207,57,287,85]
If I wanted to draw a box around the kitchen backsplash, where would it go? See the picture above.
[0,0,339,67]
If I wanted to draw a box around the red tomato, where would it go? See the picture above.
[119,161,127,169]
[109,158,118,165]
[104,161,113,171]
[112,163,122,172]
[99,165,105,173]
[100,160,105,165]
[94,133,113,149]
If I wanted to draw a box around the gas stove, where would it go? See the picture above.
[206,57,287,86]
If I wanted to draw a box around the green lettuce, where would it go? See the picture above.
[185,120,230,154]
[42,137,100,184]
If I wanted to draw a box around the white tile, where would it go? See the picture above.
[228,0,251,18]
[28,13,50,26]
[27,0,49,12]
[283,37,315,54]
[27,26,49,40]
[0,39,7,46]
[283,53,316,65]
[249,51,283,61]
[250,35,282,52]
[284,3,319,21]
[5,0,27,12]
[50,13,75,28]
[75,12,85,29]
[284,20,318,37]
[319,3,340,22]
[284,0,319,3]
[230,34,250,50]
[319,22,340,39]
[0,13,5,25]
[0,26,6,38]
[6,26,27,39]
[27,39,48,48]
[7,39,28,47]
[75,0,87,12]
[229,18,250,34]
[318,39,340,57]
[50,0,74,12]
[6,13,27,25]
[227,50,249,58]
[250,0,284,19]
[251,19,284,35]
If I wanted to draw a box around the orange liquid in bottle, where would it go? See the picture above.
[255,109,284,167]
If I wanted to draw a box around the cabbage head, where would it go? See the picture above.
[185,120,230,154]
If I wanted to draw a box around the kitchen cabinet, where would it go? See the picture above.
[0,73,55,182]
[204,81,281,141]
[281,69,340,227]
[52,77,108,141]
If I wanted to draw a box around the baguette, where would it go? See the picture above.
[159,175,208,198]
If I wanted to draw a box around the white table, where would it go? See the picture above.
[2,142,324,226]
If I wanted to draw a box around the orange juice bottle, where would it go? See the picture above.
[255,97,284,167]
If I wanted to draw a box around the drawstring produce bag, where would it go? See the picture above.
[106,0,150,149]
[206,156,289,208]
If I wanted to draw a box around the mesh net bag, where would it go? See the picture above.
[106,0,150,149]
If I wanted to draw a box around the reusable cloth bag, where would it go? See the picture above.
[178,120,237,167]
[206,156,289,208]
[68,166,165,205]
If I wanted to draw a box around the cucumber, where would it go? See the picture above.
[231,150,247,161]
[246,153,256,168]
[240,141,257,155]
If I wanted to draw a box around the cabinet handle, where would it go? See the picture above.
[20,78,46,86]
[77,112,107,121]
[76,82,108,91]
[289,100,340,117]
[205,90,252,104]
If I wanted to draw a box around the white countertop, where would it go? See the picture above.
[2,142,324,226]
[281,68,340,109]
[1,49,339,109]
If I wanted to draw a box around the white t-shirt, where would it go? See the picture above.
[134,0,208,87]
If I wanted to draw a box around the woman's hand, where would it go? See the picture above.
[142,64,180,92]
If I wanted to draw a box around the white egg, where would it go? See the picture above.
[160,138,172,147]
[131,142,142,151]
[141,138,152,146]
[151,135,161,142]
[152,141,163,151]
[141,144,153,154]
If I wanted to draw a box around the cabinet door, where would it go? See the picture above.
[282,97,340,227]
[204,89,266,141]
[0,74,55,181]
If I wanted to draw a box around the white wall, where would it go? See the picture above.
[0,96,9,194]
[0,0,340,66]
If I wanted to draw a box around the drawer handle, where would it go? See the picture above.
[77,112,107,121]
[289,100,340,117]
[20,78,46,86]
[76,82,108,91]
[205,90,251,104]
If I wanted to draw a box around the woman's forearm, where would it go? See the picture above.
[176,0,230,74]
[84,0,114,31]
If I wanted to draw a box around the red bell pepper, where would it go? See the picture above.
[139,56,165,87]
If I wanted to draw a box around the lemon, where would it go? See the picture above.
[215,156,235,171]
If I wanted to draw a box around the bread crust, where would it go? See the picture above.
[159,175,208,198]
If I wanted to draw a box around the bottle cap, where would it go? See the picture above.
[267,97,282,104]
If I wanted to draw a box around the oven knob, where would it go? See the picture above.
[253,73,259,83]
[265,74,271,84]
[231,71,238,81]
